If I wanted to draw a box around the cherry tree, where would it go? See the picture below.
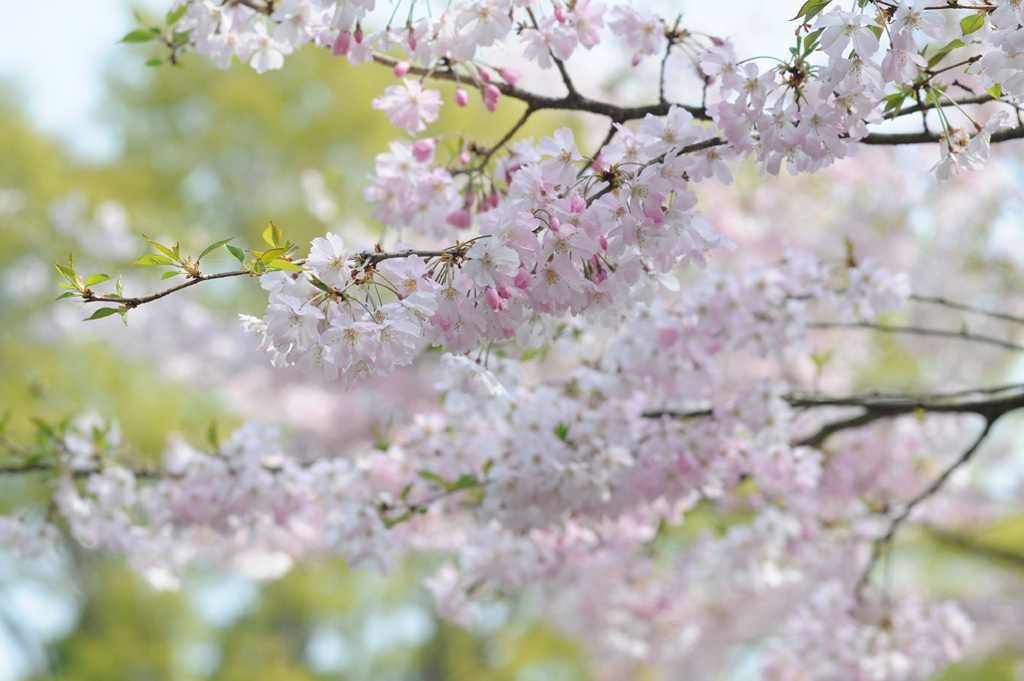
[7,0,1024,677]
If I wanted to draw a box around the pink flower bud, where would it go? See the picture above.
[497,285,513,299]
[412,138,436,163]
[485,287,503,311]
[460,149,471,165]
[354,24,364,43]
[407,32,417,51]
[446,210,472,229]
[332,31,352,57]
[712,36,725,47]
[394,60,411,78]
[484,188,499,211]
[549,217,560,232]
[483,84,501,112]
[499,66,521,86]
[514,267,531,289]
[599,235,609,251]
[569,195,586,213]
[479,67,491,82]
[631,52,643,67]
[554,6,568,23]
[455,87,470,107]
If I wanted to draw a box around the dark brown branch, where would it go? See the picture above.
[884,94,997,121]
[370,53,707,123]
[861,124,1024,145]
[82,269,256,309]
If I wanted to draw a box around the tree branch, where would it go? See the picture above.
[810,321,1024,352]
[911,293,1024,325]
[856,417,995,595]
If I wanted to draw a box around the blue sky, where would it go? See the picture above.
[0,0,164,160]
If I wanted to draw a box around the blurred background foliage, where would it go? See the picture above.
[1,15,1023,681]
[0,36,591,681]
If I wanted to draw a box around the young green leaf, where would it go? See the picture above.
[259,248,287,264]
[161,271,183,280]
[792,0,832,22]
[55,292,78,300]
[85,308,119,321]
[197,237,235,262]
[121,29,156,43]
[960,14,985,36]
[131,254,177,266]
[267,259,306,272]
[55,262,78,285]
[145,58,164,67]
[263,221,284,248]
[142,235,180,262]
[226,244,246,264]
[84,274,111,287]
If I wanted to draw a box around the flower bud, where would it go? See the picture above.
[483,84,501,112]
[479,67,491,82]
[569,195,586,213]
[412,138,436,163]
[514,267,531,289]
[497,285,513,299]
[455,87,470,107]
[499,66,521,86]
[446,210,472,229]
[554,6,568,23]
[485,286,503,311]
[549,216,560,232]
[332,31,352,57]
[394,60,411,78]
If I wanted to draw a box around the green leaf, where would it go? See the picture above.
[986,83,1002,99]
[226,244,246,264]
[417,471,447,488]
[121,29,156,43]
[520,348,540,361]
[84,274,111,287]
[260,248,287,264]
[197,237,234,262]
[116,276,124,297]
[309,277,335,294]
[266,259,305,272]
[161,271,183,280]
[57,282,77,290]
[55,292,78,300]
[166,6,187,24]
[131,254,176,266]
[54,262,77,284]
[263,221,284,248]
[554,423,569,441]
[145,58,163,67]
[927,38,965,69]
[454,474,478,490]
[792,0,832,22]
[84,308,119,321]
[142,234,180,262]
[960,13,985,35]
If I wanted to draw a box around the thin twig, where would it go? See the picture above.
[856,418,995,595]
[810,321,1024,352]
[911,293,1024,325]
